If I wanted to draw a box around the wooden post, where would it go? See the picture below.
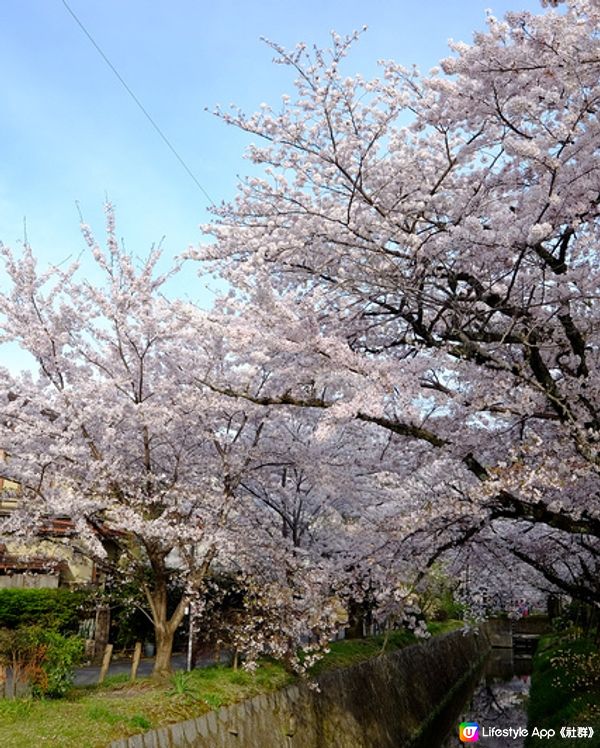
[0,665,6,699]
[130,641,142,681]
[11,654,18,698]
[98,643,113,685]
[93,604,111,662]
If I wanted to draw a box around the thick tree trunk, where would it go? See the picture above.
[142,559,189,678]
[149,596,188,678]
[153,627,174,677]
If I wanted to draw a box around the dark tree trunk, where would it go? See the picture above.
[143,561,188,678]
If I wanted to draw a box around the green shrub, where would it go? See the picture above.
[0,625,85,698]
[0,588,93,633]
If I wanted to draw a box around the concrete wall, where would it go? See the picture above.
[512,616,551,636]
[0,573,59,589]
[485,618,513,648]
[484,616,552,649]
[109,628,490,748]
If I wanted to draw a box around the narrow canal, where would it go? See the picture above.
[413,639,536,747]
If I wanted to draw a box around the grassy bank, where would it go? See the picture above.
[0,662,292,748]
[0,621,462,748]
[526,630,600,747]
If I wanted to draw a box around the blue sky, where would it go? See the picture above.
[1,0,543,311]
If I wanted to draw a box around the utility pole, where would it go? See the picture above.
[186,603,194,672]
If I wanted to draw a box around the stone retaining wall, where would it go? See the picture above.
[485,618,513,648]
[109,628,490,748]
[485,616,552,649]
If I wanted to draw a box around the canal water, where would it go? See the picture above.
[413,645,534,748]
[442,648,532,747]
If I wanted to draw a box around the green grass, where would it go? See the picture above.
[525,630,600,747]
[309,628,416,674]
[0,661,293,748]
[0,620,463,748]
[426,619,464,637]
[308,620,462,675]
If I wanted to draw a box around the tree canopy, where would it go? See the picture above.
[1,0,599,676]
[198,0,600,607]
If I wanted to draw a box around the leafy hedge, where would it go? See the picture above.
[0,588,93,633]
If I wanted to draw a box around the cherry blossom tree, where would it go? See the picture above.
[195,309,476,627]
[235,410,432,632]
[198,0,600,606]
[0,209,345,675]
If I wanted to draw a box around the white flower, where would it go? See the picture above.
[527,222,553,244]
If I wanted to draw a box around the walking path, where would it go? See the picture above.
[73,651,222,686]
